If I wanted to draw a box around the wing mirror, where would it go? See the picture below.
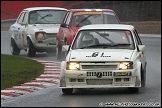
[20,22,27,26]
[138,45,145,52]
[61,23,68,28]
[62,45,70,51]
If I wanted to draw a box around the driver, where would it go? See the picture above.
[82,34,95,47]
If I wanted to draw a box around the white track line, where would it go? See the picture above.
[1,90,30,95]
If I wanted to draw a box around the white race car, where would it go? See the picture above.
[60,24,147,94]
[9,7,67,57]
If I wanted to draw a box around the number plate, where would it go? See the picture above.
[114,72,132,76]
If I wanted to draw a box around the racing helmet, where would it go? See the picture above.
[82,34,95,46]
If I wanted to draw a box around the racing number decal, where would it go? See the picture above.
[86,52,111,58]
[92,52,99,57]
[101,53,104,57]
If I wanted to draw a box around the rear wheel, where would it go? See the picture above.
[62,88,73,94]
[27,39,36,57]
[10,38,20,55]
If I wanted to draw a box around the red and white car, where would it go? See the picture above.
[56,9,121,59]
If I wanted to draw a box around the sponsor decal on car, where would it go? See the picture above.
[113,72,132,76]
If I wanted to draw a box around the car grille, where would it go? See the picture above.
[87,71,112,76]
[86,79,113,85]
[82,65,117,69]
[45,33,57,38]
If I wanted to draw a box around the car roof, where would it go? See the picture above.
[79,24,135,31]
[23,7,67,11]
[68,9,115,12]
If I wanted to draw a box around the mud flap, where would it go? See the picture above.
[135,76,141,86]
[135,62,142,86]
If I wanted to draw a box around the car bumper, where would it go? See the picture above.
[34,38,56,49]
[60,69,141,88]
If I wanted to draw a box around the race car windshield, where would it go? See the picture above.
[29,10,66,24]
[72,30,135,50]
[71,11,119,27]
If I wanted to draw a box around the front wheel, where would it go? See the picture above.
[27,39,36,57]
[56,38,68,60]
[141,67,146,87]
[128,87,139,93]
[56,38,62,60]
[62,88,73,94]
[10,38,20,55]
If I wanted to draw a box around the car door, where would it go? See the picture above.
[58,11,69,46]
[15,11,27,49]
[61,11,73,45]
[21,11,28,48]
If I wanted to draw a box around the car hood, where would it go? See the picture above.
[30,24,61,33]
[68,49,134,61]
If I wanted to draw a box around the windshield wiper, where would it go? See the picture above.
[110,43,131,47]
[80,44,113,49]
[76,15,92,27]
[34,14,52,25]
[80,44,131,49]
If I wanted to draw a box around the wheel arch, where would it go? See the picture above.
[11,37,19,49]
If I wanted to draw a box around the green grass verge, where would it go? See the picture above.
[1,54,44,90]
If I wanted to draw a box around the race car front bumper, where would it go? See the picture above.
[60,69,141,88]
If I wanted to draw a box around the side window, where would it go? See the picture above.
[133,29,142,45]
[17,12,25,24]
[23,12,28,24]
[65,12,72,25]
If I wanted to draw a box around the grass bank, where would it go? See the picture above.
[1,54,44,90]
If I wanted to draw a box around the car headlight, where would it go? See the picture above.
[35,32,46,40]
[66,62,80,70]
[119,62,133,70]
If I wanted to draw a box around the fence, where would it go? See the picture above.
[1,1,161,22]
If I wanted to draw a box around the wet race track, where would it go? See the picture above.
[1,31,161,107]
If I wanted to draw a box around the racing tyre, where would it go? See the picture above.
[128,87,139,93]
[62,88,73,94]
[27,39,36,57]
[11,38,20,55]
[141,67,146,87]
